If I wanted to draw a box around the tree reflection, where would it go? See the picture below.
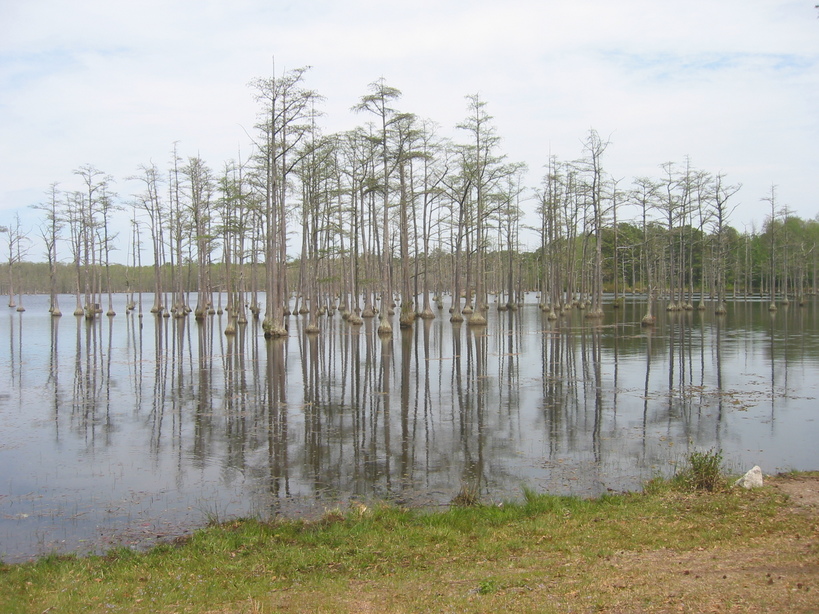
[147,314,167,454]
[48,315,61,437]
[399,327,412,495]
[3,292,816,559]
[264,336,289,512]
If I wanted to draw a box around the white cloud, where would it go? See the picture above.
[1,0,817,259]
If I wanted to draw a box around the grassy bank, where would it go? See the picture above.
[1,472,817,613]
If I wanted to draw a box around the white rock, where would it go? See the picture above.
[735,465,764,489]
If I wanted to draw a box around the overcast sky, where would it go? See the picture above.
[1,0,817,259]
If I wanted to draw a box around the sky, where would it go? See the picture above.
[1,0,817,261]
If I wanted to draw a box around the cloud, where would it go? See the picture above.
[1,0,817,261]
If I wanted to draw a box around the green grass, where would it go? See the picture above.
[0,471,816,613]
[685,448,727,491]
[645,448,729,494]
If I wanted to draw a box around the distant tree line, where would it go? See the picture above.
[4,215,816,303]
[2,68,816,330]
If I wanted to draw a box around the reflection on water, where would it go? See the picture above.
[1,293,818,562]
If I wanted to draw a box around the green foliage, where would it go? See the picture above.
[686,448,726,491]
[643,449,728,494]
[658,448,727,493]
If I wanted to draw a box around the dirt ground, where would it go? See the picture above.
[590,473,819,613]
[771,473,819,510]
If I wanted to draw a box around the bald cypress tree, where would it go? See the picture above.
[250,66,319,338]
[31,183,64,316]
[456,94,506,327]
[712,173,740,314]
[353,78,411,336]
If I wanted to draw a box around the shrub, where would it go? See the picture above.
[683,448,726,492]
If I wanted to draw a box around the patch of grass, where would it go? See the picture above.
[476,578,498,594]
[686,448,726,491]
[647,448,729,494]
[1,479,817,613]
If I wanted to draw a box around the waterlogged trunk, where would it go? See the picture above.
[398,161,414,329]
[419,162,435,320]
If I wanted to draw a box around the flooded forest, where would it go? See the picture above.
[2,70,818,562]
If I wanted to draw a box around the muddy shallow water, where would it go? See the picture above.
[1,293,817,563]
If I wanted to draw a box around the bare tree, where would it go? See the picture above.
[456,94,507,326]
[30,183,64,316]
[578,129,610,319]
[353,78,410,335]
[416,120,446,320]
[129,163,166,315]
[182,155,215,320]
[762,185,780,311]
[496,165,526,310]
[97,181,121,316]
[2,215,30,309]
[711,173,740,314]
[73,164,112,319]
[631,176,661,325]
[250,66,319,338]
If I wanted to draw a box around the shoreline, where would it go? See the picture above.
[1,471,817,612]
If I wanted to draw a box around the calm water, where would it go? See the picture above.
[1,293,818,562]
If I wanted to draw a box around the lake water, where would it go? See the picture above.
[1,293,817,563]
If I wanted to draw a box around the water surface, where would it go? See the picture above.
[1,293,817,562]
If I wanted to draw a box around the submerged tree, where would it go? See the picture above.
[415,119,446,320]
[97,180,121,317]
[456,94,509,326]
[631,176,660,325]
[182,155,215,320]
[536,155,563,319]
[250,66,319,338]
[30,183,64,316]
[2,215,29,309]
[73,164,113,319]
[130,163,166,314]
[441,144,472,323]
[578,129,610,318]
[353,78,411,335]
[497,164,526,310]
[711,173,740,314]
[762,185,780,311]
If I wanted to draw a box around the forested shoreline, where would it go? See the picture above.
[3,69,817,330]
[3,220,818,305]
